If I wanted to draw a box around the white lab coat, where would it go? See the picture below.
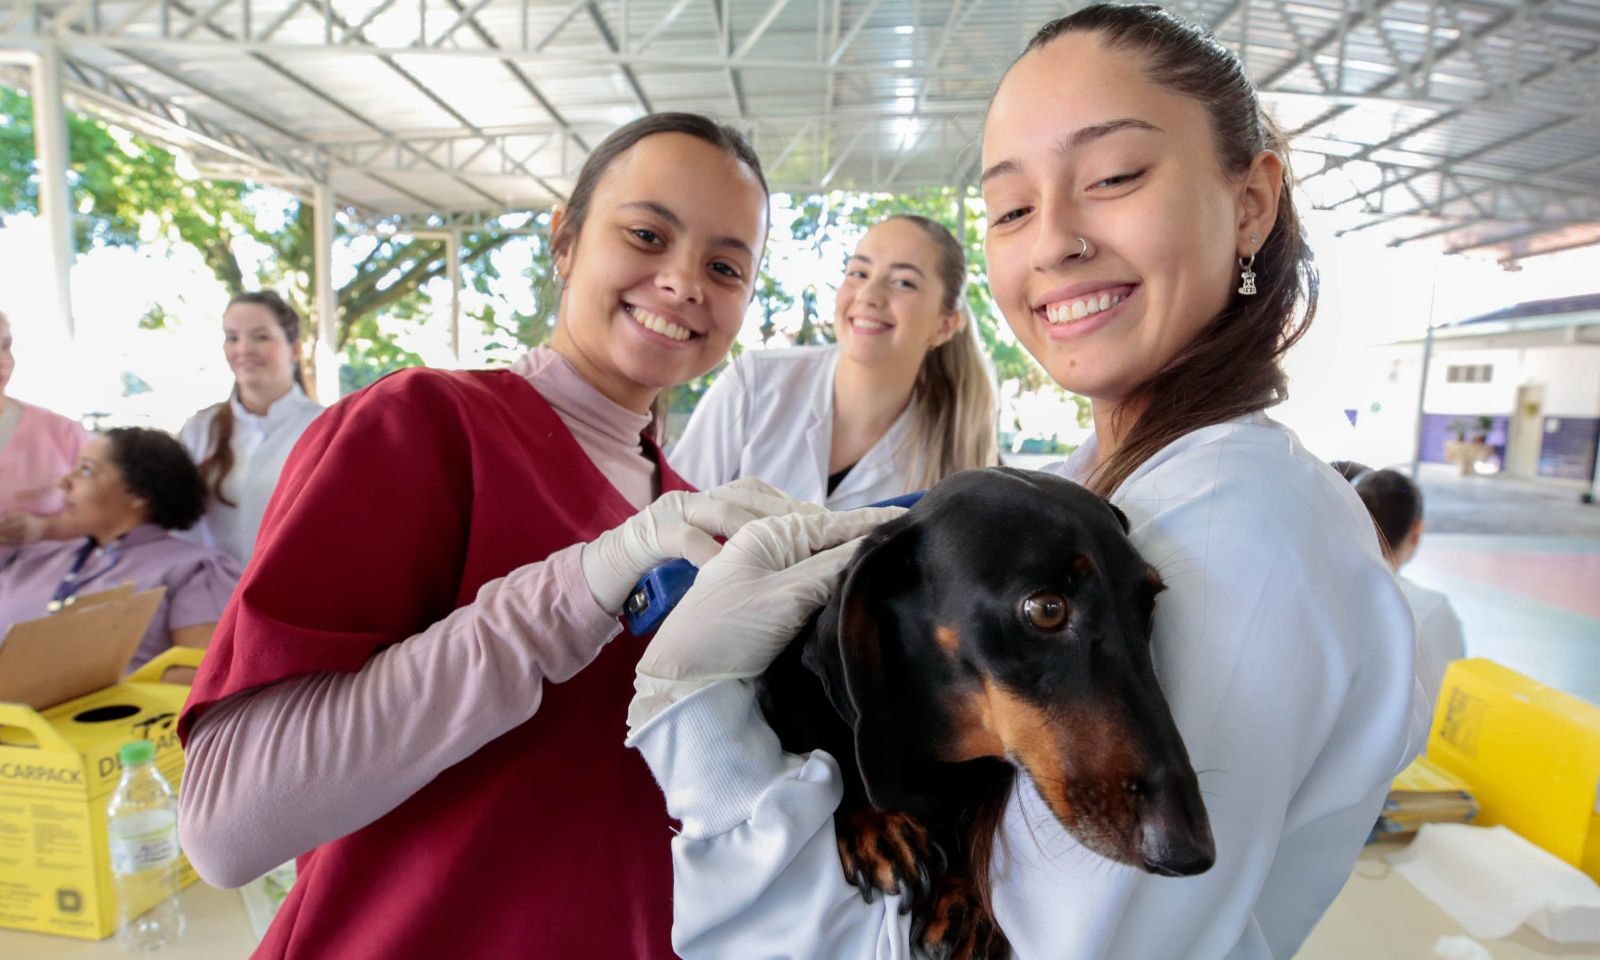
[177,385,323,566]
[1399,577,1465,730]
[670,345,920,508]
[630,412,1424,960]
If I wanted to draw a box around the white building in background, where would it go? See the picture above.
[1364,294,1600,484]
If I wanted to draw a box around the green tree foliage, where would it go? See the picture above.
[787,187,1052,390]
[0,85,517,388]
[1,85,255,294]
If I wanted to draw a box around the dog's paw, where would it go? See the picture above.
[833,807,940,907]
[912,874,1010,960]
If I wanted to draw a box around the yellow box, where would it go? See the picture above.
[0,647,202,939]
[1428,658,1600,881]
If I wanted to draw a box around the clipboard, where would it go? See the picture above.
[0,585,166,709]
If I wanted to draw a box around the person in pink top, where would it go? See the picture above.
[0,309,91,544]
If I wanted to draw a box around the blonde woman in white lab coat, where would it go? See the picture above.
[669,215,998,507]
[625,5,1422,960]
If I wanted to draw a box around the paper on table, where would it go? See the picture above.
[1434,935,1492,960]
[1390,823,1600,943]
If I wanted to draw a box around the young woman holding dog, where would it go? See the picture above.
[174,113,845,959]
[670,215,998,507]
[176,291,323,567]
[624,6,1421,958]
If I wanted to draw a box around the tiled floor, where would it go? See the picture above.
[1406,466,1599,706]
[1406,536,1600,705]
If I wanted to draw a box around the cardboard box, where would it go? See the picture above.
[1428,658,1600,881]
[0,584,165,709]
[0,645,203,939]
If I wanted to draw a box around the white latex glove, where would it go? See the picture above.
[627,505,906,737]
[580,477,823,615]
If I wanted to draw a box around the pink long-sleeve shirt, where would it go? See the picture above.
[0,398,88,516]
[178,348,658,887]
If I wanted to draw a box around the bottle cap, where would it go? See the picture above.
[119,739,155,766]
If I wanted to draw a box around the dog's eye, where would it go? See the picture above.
[1023,592,1069,630]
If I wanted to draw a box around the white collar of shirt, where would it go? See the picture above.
[229,383,316,432]
[806,345,918,501]
[1049,410,1275,490]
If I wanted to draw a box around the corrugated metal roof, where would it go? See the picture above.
[2,0,1596,260]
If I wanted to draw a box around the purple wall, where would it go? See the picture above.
[1538,417,1600,482]
[1418,414,1510,465]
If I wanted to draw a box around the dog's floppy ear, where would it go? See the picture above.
[1105,499,1131,534]
[803,516,929,810]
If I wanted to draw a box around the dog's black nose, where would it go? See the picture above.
[1134,774,1216,877]
[1137,823,1216,877]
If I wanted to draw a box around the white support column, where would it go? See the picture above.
[1588,441,1599,505]
[1409,324,1435,478]
[1410,274,1440,478]
[447,229,461,364]
[312,182,340,404]
[31,44,75,341]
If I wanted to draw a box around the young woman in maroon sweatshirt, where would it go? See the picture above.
[178,113,793,959]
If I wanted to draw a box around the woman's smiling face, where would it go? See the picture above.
[834,218,959,366]
[552,132,768,413]
[981,31,1251,404]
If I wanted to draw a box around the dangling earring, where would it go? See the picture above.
[1238,235,1259,296]
[1237,254,1257,296]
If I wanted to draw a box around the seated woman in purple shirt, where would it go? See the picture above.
[0,427,242,672]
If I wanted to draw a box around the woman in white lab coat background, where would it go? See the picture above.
[669,214,998,507]
[177,291,323,566]
[625,5,1422,959]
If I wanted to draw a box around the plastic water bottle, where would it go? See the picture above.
[107,740,186,951]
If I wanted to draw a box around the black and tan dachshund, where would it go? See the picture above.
[756,466,1215,959]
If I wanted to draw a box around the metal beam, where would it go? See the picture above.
[11,28,1052,81]
[297,0,564,201]
[1445,223,1593,256]
[585,2,652,113]
[177,0,235,39]
[1387,216,1525,248]
[708,0,745,119]
[820,125,869,188]
[1284,0,1561,140]
[431,0,498,47]
[340,0,402,44]
[1256,0,1351,92]
[733,0,792,59]
[632,0,694,53]
[768,118,813,174]
[255,0,309,42]
[827,0,883,66]
[33,53,320,181]
[1318,116,1587,211]
[1300,40,1600,189]
[434,0,590,158]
